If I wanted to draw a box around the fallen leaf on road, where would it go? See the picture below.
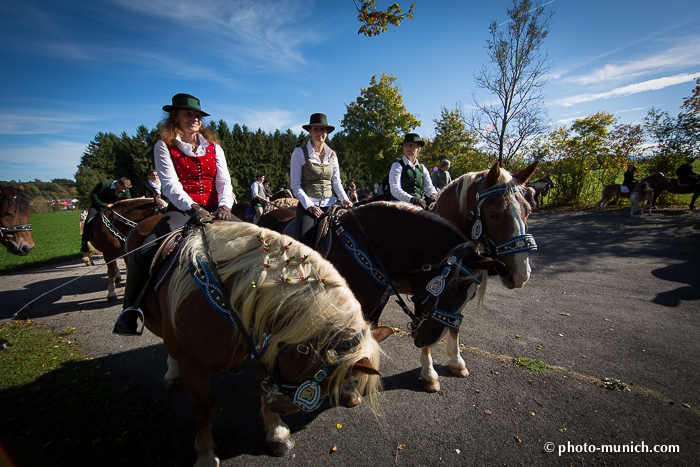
[484,410,492,415]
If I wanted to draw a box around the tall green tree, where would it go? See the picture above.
[644,107,700,176]
[341,72,421,182]
[539,112,615,206]
[422,104,486,176]
[469,0,554,168]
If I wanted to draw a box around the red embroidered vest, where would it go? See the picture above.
[168,143,219,207]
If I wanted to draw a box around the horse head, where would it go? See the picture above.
[0,185,34,256]
[464,162,538,289]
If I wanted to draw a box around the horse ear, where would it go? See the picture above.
[511,161,540,185]
[483,162,501,189]
[371,326,394,343]
[351,357,382,377]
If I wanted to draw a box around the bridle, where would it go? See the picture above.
[101,200,163,242]
[0,197,32,239]
[188,227,363,414]
[465,179,537,259]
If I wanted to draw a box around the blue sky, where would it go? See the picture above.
[1,0,699,182]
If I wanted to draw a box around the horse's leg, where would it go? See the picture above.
[261,396,295,456]
[179,360,219,467]
[445,328,468,377]
[420,347,440,393]
[106,261,118,302]
[690,190,699,210]
[164,353,180,390]
[116,256,128,284]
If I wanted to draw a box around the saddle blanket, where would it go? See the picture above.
[620,186,629,193]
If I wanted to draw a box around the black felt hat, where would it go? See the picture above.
[302,113,335,133]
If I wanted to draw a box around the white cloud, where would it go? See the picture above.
[553,72,700,107]
[568,37,700,86]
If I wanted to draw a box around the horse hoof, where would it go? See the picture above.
[420,377,440,393]
[106,295,117,303]
[268,437,295,457]
[448,365,469,378]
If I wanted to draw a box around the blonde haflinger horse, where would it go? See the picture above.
[421,162,539,390]
[125,221,386,464]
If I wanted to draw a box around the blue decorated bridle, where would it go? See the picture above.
[466,179,538,258]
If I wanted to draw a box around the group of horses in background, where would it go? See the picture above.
[596,172,700,216]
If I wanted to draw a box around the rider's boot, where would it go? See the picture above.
[112,260,150,336]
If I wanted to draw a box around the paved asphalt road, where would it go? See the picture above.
[1,207,699,466]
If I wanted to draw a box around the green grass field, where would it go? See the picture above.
[0,211,83,274]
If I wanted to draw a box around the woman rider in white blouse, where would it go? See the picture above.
[113,93,234,336]
[290,113,352,246]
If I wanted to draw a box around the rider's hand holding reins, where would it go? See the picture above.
[215,205,232,221]
[308,205,322,218]
[410,196,427,209]
[187,203,213,225]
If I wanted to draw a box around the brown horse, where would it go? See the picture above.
[231,198,300,224]
[258,202,503,392]
[526,175,555,207]
[86,197,166,301]
[270,188,294,200]
[125,221,385,463]
[0,185,34,256]
[417,162,538,389]
[595,173,668,211]
[230,202,254,222]
[651,175,700,210]
[630,182,654,217]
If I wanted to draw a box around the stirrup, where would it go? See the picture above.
[112,307,145,336]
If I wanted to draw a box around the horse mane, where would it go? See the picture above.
[451,168,515,214]
[168,222,381,405]
[0,185,31,213]
[110,197,155,214]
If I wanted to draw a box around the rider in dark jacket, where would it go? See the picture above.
[622,166,638,191]
[676,157,698,185]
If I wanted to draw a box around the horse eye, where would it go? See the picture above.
[489,213,499,220]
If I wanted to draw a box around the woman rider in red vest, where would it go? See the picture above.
[113,93,235,336]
